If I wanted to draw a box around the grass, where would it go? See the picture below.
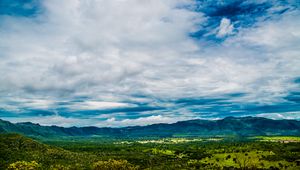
[196,151,297,169]
[252,136,300,142]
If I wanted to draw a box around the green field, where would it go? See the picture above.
[251,136,300,143]
[1,134,300,169]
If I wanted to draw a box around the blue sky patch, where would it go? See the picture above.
[0,0,42,17]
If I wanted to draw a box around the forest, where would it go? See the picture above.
[1,133,300,170]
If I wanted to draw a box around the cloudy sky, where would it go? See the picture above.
[0,0,300,127]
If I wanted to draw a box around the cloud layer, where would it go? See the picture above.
[0,0,300,126]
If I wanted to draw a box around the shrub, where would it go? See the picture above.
[93,159,139,170]
[50,164,71,170]
[8,161,40,170]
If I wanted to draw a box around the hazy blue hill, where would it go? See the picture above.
[0,117,300,138]
[125,116,300,137]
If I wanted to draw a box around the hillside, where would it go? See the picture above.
[0,133,101,169]
[1,117,300,138]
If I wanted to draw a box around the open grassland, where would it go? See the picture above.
[252,136,300,143]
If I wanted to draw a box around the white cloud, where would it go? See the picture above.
[216,18,234,38]
[0,1,300,125]
[231,11,300,49]
[99,115,187,127]
[69,101,135,111]
[2,114,189,127]
[0,98,55,111]
[220,10,300,103]
[21,99,55,110]
[256,112,300,120]
[0,0,203,100]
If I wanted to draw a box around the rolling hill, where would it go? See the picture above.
[0,133,100,169]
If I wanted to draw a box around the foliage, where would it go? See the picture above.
[1,133,300,169]
[7,161,40,170]
[253,136,300,142]
[49,164,72,170]
[93,159,139,170]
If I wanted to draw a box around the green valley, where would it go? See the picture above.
[1,133,300,169]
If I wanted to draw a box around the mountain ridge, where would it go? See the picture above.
[1,116,300,138]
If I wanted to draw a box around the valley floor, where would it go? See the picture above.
[1,134,300,169]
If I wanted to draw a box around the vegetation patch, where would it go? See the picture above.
[1,133,300,169]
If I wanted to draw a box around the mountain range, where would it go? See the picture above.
[1,117,300,138]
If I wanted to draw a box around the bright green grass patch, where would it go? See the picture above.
[189,151,298,169]
[252,136,300,142]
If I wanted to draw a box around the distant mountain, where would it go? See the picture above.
[1,117,300,138]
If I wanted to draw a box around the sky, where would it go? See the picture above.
[0,0,300,127]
